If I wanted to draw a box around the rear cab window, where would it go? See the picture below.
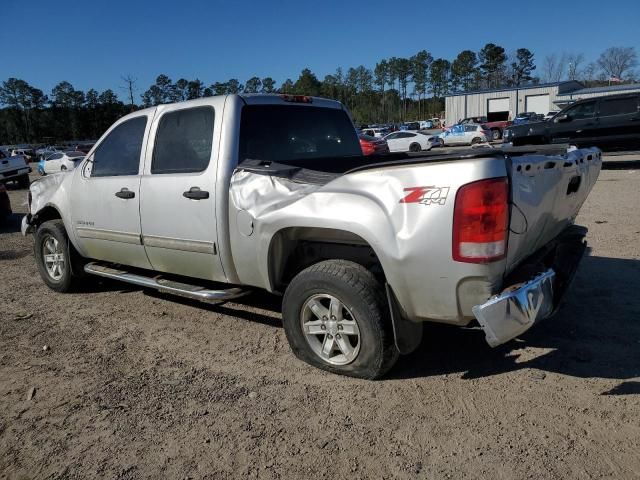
[239,105,361,165]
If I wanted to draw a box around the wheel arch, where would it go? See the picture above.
[267,226,388,293]
[31,203,63,227]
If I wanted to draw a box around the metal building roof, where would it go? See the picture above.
[446,81,583,97]
[556,83,640,97]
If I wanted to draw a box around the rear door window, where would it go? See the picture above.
[91,116,147,177]
[152,107,214,174]
[565,101,596,120]
[239,105,361,163]
[599,96,639,117]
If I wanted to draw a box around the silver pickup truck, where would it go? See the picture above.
[0,149,31,187]
[22,94,601,379]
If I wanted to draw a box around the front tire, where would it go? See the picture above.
[34,219,85,292]
[282,260,398,379]
[492,129,502,141]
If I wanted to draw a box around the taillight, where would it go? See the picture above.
[360,141,375,155]
[452,177,509,263]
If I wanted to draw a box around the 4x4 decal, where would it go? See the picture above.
[400,186,450,205]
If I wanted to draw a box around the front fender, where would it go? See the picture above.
[28,172,80,250]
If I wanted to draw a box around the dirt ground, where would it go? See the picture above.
[1,164,639,479]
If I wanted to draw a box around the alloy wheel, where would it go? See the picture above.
[300,294,361,365]
[42,235,65,281]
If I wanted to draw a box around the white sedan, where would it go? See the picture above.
[383,131,434,152]
[41,151,85,174]
[439,123,490,146]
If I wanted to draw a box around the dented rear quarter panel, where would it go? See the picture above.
[229,157,509,325]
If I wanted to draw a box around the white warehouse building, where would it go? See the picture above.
[444,81,583,126]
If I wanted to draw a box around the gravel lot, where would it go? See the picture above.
[1,163,639,479]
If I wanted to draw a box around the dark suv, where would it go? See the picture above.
[504,93,640,151]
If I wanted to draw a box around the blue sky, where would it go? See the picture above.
[2,0,639,100]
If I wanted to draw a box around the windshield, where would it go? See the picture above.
[239,105,361,164]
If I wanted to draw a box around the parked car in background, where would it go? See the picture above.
[544,111,559,121]
[513,112,545,125]
[399,122,421,131]
[39,151,85,174]
[361,127,388,138]
[458,116,511,140]
[359,134,390,155]
[504,93,640,151]
[384,131,434,152]
[36,146,66,160]
[439,124,489,146]
[0,149,31,187]
[11,148,35,162]
[0,183,11,223]
[428,135,445,147]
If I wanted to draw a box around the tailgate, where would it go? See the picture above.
[505,147,601,274]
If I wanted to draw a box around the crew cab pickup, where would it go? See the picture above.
[0,149,31,187]
[459,116,512,141]
[23,94,601,379]
[504,92,640,151]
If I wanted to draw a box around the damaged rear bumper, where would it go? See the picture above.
[472,269,555,347]
[472,225,587,347]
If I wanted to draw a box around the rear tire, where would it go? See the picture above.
[409,143,421,152]
[34,219,86,292]
[471,137,482,145]
[492,129,502,141]
[61,165,67,171]
[282,260,399,379]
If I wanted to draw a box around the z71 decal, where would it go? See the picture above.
[400,186,450,205]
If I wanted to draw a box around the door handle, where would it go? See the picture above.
[115,188,135,199]
[183,187,209,200]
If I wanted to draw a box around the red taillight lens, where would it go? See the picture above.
[452,177,509,263]
[360,140,375,155]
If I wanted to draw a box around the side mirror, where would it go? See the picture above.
[554,113,570,123]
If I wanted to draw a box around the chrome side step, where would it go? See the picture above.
[84,262,249,304]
